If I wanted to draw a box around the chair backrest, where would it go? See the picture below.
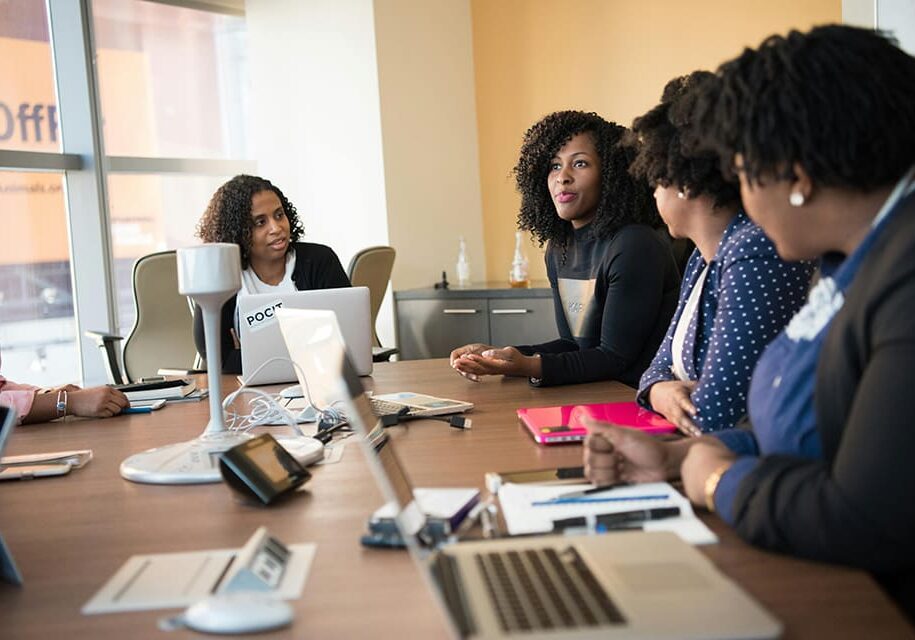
[347,246,395,347]
[122,250,199,381]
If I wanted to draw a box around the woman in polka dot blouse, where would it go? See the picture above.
[625,71,813,435]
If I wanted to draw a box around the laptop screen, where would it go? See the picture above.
[0,405,15,460]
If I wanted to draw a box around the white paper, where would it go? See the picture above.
[373,487,480,520]
[498,482,717,545]
[82,543,316,615]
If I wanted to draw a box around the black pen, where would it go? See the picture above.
[552,506,681,532]
[554,484,626,500]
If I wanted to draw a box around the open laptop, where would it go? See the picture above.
[236,286,373,385]
[322,353,782,638]
[275,308,472,419]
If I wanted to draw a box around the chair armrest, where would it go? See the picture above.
[372,346,398,362]
[83,330,127,385]
[83,330,124,345]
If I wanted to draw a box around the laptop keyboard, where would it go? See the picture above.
[473,546,626,633]
[369,398,414,416]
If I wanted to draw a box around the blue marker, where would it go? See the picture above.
[532,494,670,507]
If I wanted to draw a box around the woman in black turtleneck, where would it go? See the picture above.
[450,111,680,387]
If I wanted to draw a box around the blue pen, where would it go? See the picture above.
[532,494,670,507]
[123,406,154,414]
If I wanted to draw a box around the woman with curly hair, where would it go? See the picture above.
[583,25,915,619]
[193,175,349,373]
[451,111,680,387]
[628,72,812,436]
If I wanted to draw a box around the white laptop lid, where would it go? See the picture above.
[237,286,372,385]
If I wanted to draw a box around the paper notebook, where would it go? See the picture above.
[497,481,717,545]
[517,401,676,444]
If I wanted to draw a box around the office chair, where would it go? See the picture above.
[85,250,204,384]
[346,245,398,362]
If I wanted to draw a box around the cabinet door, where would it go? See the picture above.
[396,299,489,360]
[488,297,557,347]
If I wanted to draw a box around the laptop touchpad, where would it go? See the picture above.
[614,563,711,592]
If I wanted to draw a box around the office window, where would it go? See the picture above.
[0,171,79,385]
[0,3,79,385]
[108,173,231,332]
[93,0,248,159]
[92,0,250,337]
[0,1,60,153]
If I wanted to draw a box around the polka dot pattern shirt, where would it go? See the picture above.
[637,212,814,432]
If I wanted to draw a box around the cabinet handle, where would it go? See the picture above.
[491,309,529,315]
[442,309,479,315]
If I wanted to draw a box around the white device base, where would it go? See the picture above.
[120,432,253,485]
[274,436,325,466]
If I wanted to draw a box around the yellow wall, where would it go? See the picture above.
[471,0,841,281]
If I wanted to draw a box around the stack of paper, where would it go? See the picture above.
[497,481,717,545]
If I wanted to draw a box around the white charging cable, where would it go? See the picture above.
[223,357,347,436]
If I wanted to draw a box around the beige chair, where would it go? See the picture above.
[86,250,202,384]
[347,246,398,362]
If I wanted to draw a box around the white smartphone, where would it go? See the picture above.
[0,463,72,481]
[126,399,167,411]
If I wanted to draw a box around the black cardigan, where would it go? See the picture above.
[516,224,680,387]
[193,242,350,374]
[731,194,915,621]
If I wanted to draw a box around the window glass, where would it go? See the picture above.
[0,171,79,386]
[0,0,60,153]
[0,4,76,386]
[92,0,248,159]
[108,173,232,334]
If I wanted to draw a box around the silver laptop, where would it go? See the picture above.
[276,308,472,418]
[236,286,373,385]
[326,353,781,639]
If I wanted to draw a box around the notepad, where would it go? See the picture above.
[497,481,717,545]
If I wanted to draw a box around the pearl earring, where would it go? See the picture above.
[789,192,805,207]
[676,190,686,200]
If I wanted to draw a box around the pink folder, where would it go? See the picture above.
[517,401,676,445]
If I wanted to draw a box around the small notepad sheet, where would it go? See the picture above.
[82,543,316,614]
[498,481,717,545]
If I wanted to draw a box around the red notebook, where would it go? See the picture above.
[517,401,676,445]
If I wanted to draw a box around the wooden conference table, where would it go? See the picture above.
[0,359,911,639]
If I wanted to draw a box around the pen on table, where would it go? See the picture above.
[553,484,625,500]
[531,493,670,507]
[552,506,681,532]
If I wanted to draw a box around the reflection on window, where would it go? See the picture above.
[0,0,61,153]
[93,0,248,159]
[0,171,79,385]
[108,174,231,334]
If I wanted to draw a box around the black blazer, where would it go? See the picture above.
[731,193,915,621]
[193,242,350,374]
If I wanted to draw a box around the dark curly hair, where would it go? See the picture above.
[627,71,740,209]
[196,175,304,269]
[513,111,659,253]
[692,25,915,190]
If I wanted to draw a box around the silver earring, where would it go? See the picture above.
[676,190,686,200]
[789,192,805,207]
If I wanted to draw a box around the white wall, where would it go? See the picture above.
[373,0,486,290]
[878,0,915,55]
[244,0,486,349]
[844,0,915,54]
[245,0,393,342]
